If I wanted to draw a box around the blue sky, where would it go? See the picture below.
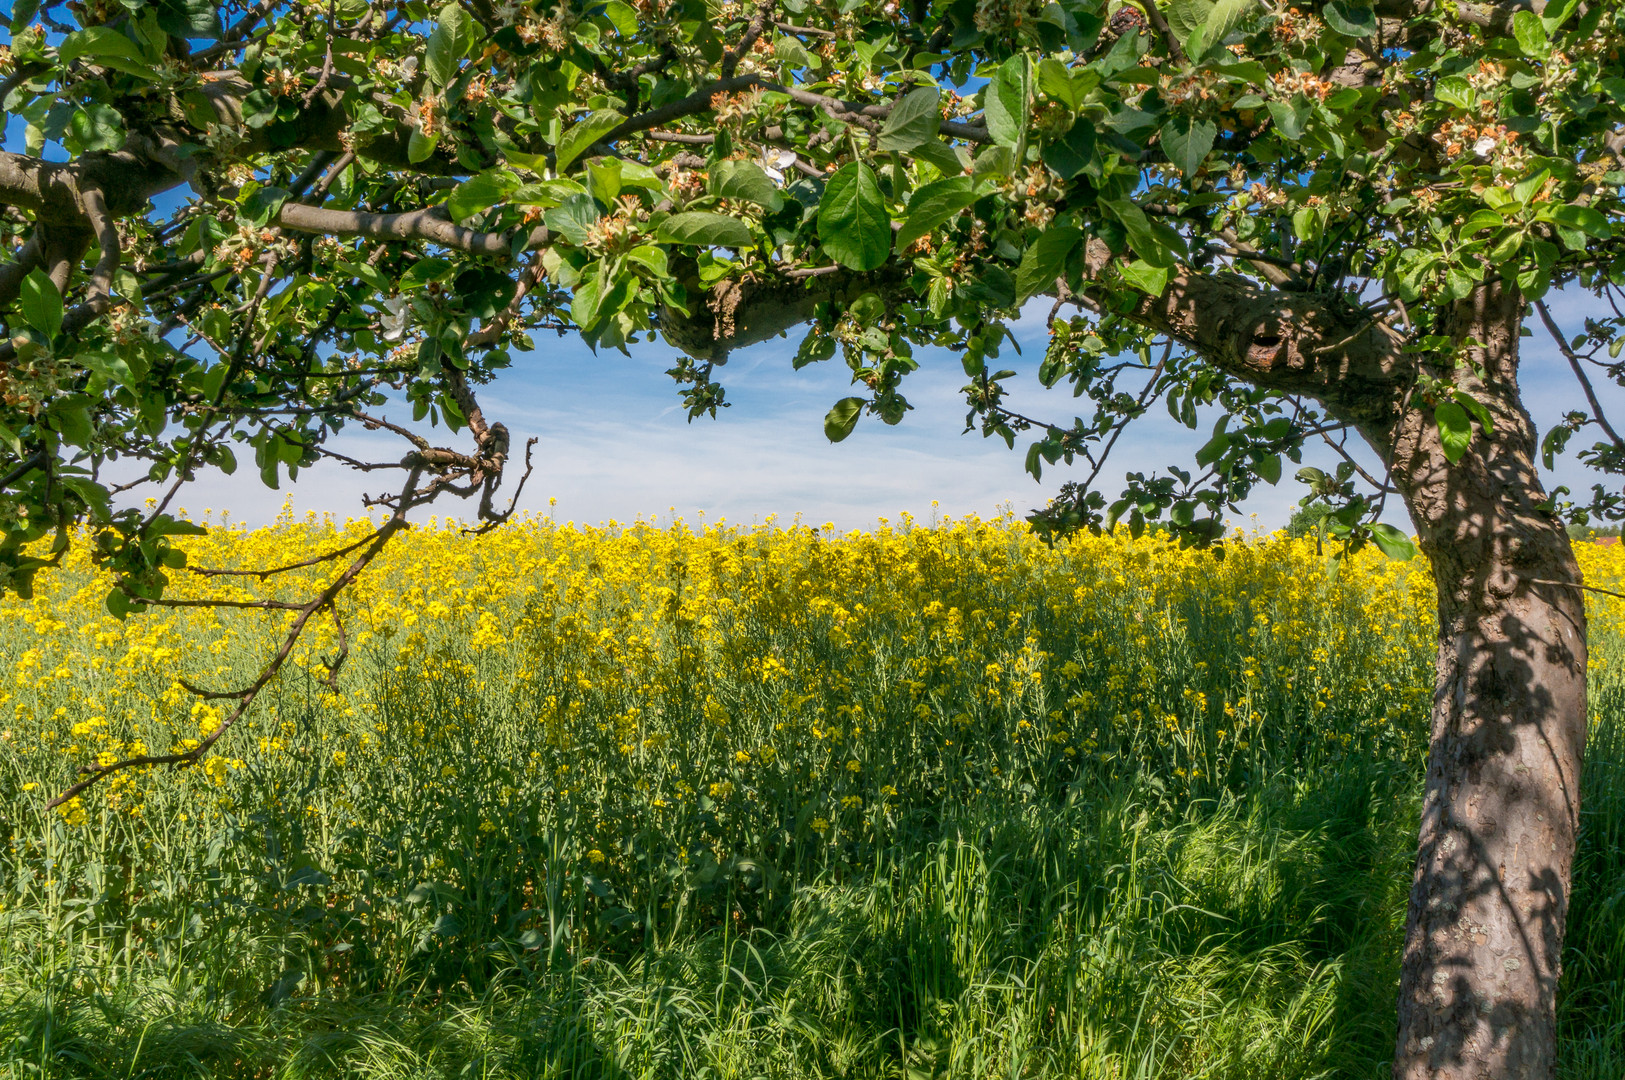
[168,286,1617,534]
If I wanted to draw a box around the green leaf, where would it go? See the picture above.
[555,110,625,174]
[818,163,890,271]
[1166,0,1213,40]
[545,194,602,246]
[708,159,784,212]
[1369,523,1416,560]
[1292,207,1320,243]
[895,176,979,251]
[425,0,478,86]
[1160,115,1217,178]
[447,169,519,222]
[1196,429,1230,467]
[9,0,39,34]
[1322,0,1376,36]
[1192,0,1257,54]
[1102,199,1167,265]
[984,55,1031,150]
[656,212,755,248]
[19,269,62,340]
[58,26,158,78]
[77,350,134,388]
[49,399,92,447]
[1452,391,1495,434]
[1043,122,1097,181]
[1550,203,1610,239]
[603,0,639,36]
[1119,259,1170,296]
[154,0,223,38]
[1016,226,1083,303]
[1435,400,1472,463]
[105,587,135,619]
[878,86,942,152]
[1513,168,1551,206]
[1266,98,1308,140]
[1434,76,1474,110]
[407,126,439,164]
[1540,0,1578,32]
[1037,57,1079,110]
[68,104,125,153]
[775,34,814,69]
[1460,209,1505,235]
[1511,9,1549,54]
[958,265,1016,308]
[571,268,604,330]
[910,137,967,176]
[824,396,865,442]
[241,184,289,227]
[399,257,455,291]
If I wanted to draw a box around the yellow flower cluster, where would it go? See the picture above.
[5,503,1625,956]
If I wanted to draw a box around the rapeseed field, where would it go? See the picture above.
[1,508,1621,1078]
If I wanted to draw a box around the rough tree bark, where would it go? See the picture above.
[1387,282,1587,1080]
[1135,273,1587,1076]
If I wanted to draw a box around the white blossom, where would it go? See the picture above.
[757,147,798,184]
[380,297,411,342]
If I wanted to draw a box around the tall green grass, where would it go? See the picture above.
[0,521,1619,1078]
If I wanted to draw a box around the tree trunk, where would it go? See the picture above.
[1388,283,1588,1079]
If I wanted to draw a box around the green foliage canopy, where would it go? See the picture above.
[0,0,1622,598]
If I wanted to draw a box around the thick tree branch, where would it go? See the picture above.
[275,203,548,256]
[0,231,44,310]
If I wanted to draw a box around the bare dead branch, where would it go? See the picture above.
[188,527,389,579]
[1535,298,1625,452]
[48,481,420,809]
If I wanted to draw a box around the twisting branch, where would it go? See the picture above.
[1318,427,1395,492]
[1140,0,1188,64]
[77,186,121,317]
[1536,298,1625,452]
[47,479,420,810]
[723,0,777,78]
[1080,342,1173,494]
[188,527,389,580]
[599,73,990,150]
[774,20,836,37]
[302,0,340,108]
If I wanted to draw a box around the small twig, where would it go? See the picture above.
[774,20,836,37]
[1081,342,1171,493]
[1535,298,1625,452]
[321,604,349,689]
[0,449,46,491]
[301,0,339,107]
[783,264,846,280]
[188,527,387,579]
[1530,578,1625,602]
